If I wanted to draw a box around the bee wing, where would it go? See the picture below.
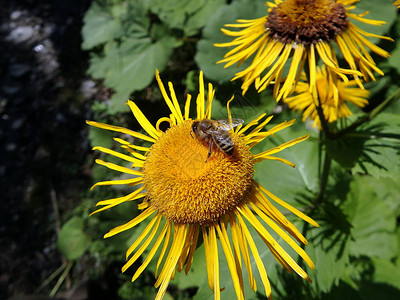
[216,118,244,130]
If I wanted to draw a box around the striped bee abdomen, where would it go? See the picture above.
[213,131,234,155]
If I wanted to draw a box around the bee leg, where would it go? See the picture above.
[190,130,194,139]
[205,139,213,163]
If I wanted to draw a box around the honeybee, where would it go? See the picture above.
[191,118,244,161]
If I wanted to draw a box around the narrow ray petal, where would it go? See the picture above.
[127,100,161,139]
[87,121,155,143]
[104,207,155,238]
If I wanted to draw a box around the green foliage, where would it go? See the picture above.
[118,274,159,299]
[345,176,398,260]
[326,134,365,169]
[372,258,400,290]
[350,113,400,182]
[81,1,123,50]
[253,124,319,200]
[327,113,400,177]
[88,126,114,148]
[57,217,91,260]
[149,0,225,36]
[82,0,229,114]
[79,0,400,299]
[82,0,178,113]
[351,0,397,43]
[387,17,400,74]
[195,0,266,82]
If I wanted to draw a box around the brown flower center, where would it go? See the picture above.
[266,0,348,45]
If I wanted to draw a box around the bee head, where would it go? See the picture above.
[192,121,198,132]
[191,121,199,139]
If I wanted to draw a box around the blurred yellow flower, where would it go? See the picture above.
[88,71,319,300]
[215,0,392,100]
[283,66,370,129]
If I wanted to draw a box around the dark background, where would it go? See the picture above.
[0,1,100,298]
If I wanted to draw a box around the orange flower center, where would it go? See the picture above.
[143,120,254,224]
[266,0,348,44]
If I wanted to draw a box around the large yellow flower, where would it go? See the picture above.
[215,0,392,100]
[283,66,369,129]
[87,71,319,300]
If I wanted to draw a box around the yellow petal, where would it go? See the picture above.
[90,186,145,215]
[236,212,272,299]
[127,100,161,139]
[130,220,169,282]
[122,215,162,272]
[86,120,155,143]
[104,207,155,238]
[95,159,142,176]
[125,214,161,259]
[255,181,320,228]
[216,222,244,300]
[92,146,144,166]
[156,221,172,278]
[90,177,143,190]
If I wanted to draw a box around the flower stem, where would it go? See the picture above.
[318,130,323,179]
[35,262,67,293]
[313,87,400,203]
[50,261,73,297]
[317,148,331,203]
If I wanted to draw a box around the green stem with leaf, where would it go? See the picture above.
[332,86,400,139]
[313,85,400,201]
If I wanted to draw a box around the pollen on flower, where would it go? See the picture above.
[266,0,348,44]
[143,120,254,225]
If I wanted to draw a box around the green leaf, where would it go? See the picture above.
[371,258,400,290]
[109,37,173,92]
[82,0,151,50]
[88,35,175,113]
[326,136,365,169]
[84,1,177,113]
[195,0,266,82]
[360,176,400,218]
[118,278,158,300]
[253,123,319,202]
[88,126,114,148]
[87,43,117,80]
[387,44,400,74]
[344,176,398,260]
[387,18,400,73]
[57,217,91,260]
[306,224,351,293]
[149,0,202,30]
[81,1,122,49]
[322,259,400,300]
[351,0,397,44]
[351,113,400,183]
[107,92,131,115]
[185,0,226,36]
[149,0,225,36]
